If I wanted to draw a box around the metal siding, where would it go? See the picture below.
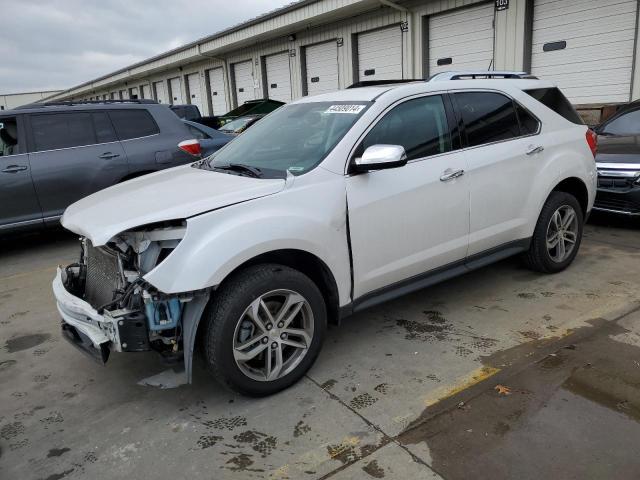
[208,68,229,114]
[531,0,638,104]
[428,3,496,75]
[265,52,293,102]
[305,41,340,95]
[356,25,403,81]
[233,60,256,105]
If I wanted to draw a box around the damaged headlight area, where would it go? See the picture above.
[56,220,196,363]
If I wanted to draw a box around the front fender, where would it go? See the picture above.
[143,174,352,306]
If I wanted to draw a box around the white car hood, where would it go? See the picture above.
[61,165,286,245]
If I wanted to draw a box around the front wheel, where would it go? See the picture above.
[203,264,326,396]
[523,191,584,273]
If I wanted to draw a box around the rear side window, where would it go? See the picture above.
[108,110,159,140]
[30,113,96,152]
[454,92,520,147]
[359,95,452,161]
[525,88,583,125]
[92,112,117,143]
[515,103,540,135]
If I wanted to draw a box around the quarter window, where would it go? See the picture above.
[515,103,540,135]
[454,92,520,147]
[359,95,452,161]
[108,110,159,140]
[30,113,97,152]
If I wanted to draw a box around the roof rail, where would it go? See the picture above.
[14,98,159,109]
[428,71,538,81]
[347,79,425,89]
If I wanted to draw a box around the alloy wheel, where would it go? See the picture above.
[546,205,578,263]
[232,289,314,382]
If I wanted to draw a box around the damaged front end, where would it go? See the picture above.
[53,220,209,379]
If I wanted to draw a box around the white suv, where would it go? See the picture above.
[54,74,597,396]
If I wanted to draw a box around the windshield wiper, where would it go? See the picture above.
[214,163,263,178]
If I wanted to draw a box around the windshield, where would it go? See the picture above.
[206,101,370,176]
[220,117,255,133]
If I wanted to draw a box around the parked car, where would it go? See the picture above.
[0,99,201,234]
[170,104,220,129]
[182,120,233,156]
[218,114,264,135]
[217,98,284,127]
[54,73,596,396]
[592,103,640,216]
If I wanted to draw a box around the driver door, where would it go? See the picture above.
[346,94,470,300]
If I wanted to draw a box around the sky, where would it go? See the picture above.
[0,0,293,94]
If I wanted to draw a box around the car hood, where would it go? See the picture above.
[596,134,640,164]
[61,165,286,245]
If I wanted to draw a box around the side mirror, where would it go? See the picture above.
[353,144,407,173]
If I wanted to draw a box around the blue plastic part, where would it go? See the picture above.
[145,298,182,331]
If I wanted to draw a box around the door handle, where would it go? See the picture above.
[1,165,28,173]
[526,145,544,156]
[99,152,120,160]
[440,169,465,182]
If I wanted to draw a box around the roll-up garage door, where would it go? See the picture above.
[265,52,292,103]
[304,41,339,96]
[186,73,203,112]
[169,77,183,104]
[357,26,403,81]
[119,89,129,100]
[428,3,495,76]
[141,84,151,100]
[129,87,139,99]
[232,60,255,106]
[531,0,637,104]
[153,81,167,104]
[208,68,228,115]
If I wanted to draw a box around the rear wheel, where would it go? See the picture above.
[203,264,326,396]
[523,191,584,273]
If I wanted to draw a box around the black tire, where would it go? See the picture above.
[523,191,584,273]
[202,263,327,396]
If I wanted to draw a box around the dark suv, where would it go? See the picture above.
[0,100,197,234]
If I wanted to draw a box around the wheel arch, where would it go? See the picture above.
[551,177,589,217]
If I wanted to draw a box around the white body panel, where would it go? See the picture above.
[357,26,402,82]
[208,68,228,114]
[169,77,183,104]
[153,81,168,104]
[531,0,637,104]
[428,3,495,76]
[233,60,255,106]
[60,79,596,310]
[265,52,292,103]
[186,73,203,112]
[304,41,339,96]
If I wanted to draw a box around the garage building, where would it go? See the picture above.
[47,0,640,122]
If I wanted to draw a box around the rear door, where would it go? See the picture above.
[0,114,42,230]
[27,111,128,221]
[451,91,545,255]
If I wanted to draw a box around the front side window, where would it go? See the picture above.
[454,92,520,147]
[358,95,452,161]
[108,110,159,140]
[0,117,19,156]
[206,102,370,177]
[30,113,96,152]
[601,109,640,136]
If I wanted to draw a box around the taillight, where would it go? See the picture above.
[585,129,597,158]
[178,139,201,157]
